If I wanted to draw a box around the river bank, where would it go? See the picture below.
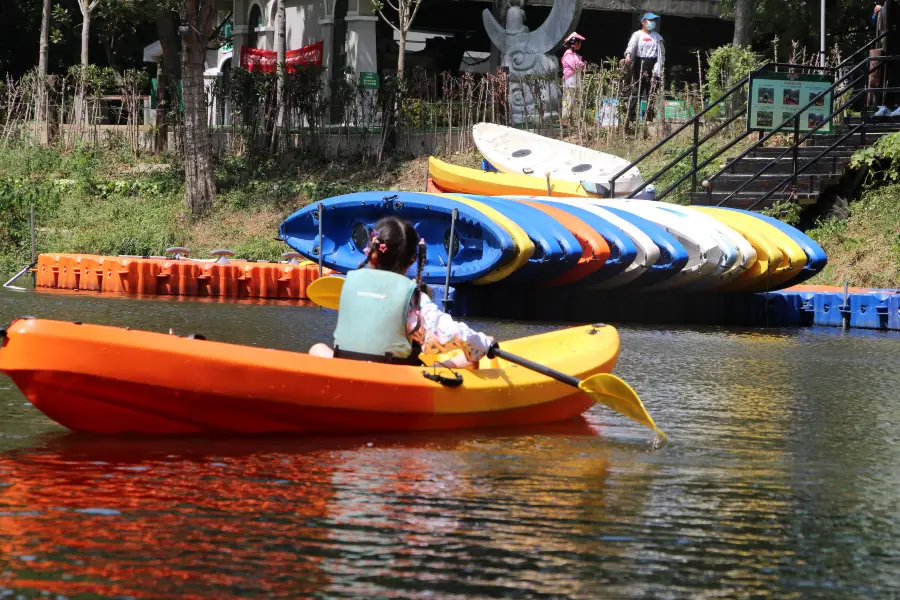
[1,143,897,288]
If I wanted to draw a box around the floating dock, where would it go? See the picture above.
[31,251,332,300]
[433,284,900,331]
[18,253,898,331]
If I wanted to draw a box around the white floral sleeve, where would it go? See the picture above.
[407,294,494,362]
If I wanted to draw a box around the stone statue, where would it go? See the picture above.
[483,0,582,124]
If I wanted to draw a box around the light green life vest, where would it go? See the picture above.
[333,269,416,359]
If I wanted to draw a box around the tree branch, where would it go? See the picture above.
[384,0,400,14]
[210,10,233,40]
[408,0,424,30]
[377,9,401,33]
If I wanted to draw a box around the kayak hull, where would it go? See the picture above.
[8,371,596,435]
[0,319,618,435]
[473,123,645,194]
[279,192,517,284]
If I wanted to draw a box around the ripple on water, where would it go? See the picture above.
[0,295,898,597]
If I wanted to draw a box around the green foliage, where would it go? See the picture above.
[231,236,288,262]
[806,183,900,287]
[849,131,900,183]
[50,3,70,44]
[68,64,118,96]
[761,201,802,226]
[706,44,760,104]
[0,177,64,278]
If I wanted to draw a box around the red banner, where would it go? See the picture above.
[240,41,324,73]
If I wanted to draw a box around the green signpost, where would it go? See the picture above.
[748,71,834,134]
[360,72,380,90]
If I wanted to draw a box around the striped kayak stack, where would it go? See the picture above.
[280,191,826,292]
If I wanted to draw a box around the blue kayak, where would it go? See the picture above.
[719,207,828,284]
[456,194,582,283]
[279,192,517,284]
[530,199,638,286]
[599,206,690,288]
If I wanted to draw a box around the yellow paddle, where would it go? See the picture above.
[486,345,665,439]
[307,274,665,438]
[305,275,344,310]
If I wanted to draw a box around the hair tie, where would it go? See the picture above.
[379,243,387,253]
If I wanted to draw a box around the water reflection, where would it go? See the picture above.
[0,291,899,597]
[0,421,636,598]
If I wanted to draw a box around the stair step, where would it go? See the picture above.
[725,155,848,175]
[844,115,900,128]
[751,146,857,159]
[807,131,893,146]
[689,191,819,210]
[708,173,838,194]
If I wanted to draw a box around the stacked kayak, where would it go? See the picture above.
[281,192,826,291]
[0,318,619,434]
[474,123,645,195]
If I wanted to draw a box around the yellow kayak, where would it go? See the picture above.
[0,318,619,434]
[428,157,598,198]
[692,207,806,291]
[428,193,534,285]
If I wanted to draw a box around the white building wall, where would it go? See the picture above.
[286,0,325,49]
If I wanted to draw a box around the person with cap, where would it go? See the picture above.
[560,31,586,127]
[625,12,665,126]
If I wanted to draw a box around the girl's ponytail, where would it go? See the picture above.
[410,239,427,335]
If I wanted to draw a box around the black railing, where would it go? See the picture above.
[703,50,898,208]
[606,30,890,203]
[606,72,759,199]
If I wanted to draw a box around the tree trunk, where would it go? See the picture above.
[74,4,92,125]
[155,10,182,153]
[181,0,217,217]
[81,11,90,65]
[37,0,51,125]
[397,31,406,82]
[732,0,754,47]
[155,61,167,153]
[157,11,182,80]
[272,0,286,152]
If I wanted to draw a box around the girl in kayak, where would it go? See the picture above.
[309,217,494,368]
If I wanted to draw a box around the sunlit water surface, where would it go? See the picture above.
[0,290,898,598]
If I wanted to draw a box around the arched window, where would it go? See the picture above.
[248,4,263,48]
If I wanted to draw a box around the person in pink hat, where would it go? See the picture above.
[560,31,586,127]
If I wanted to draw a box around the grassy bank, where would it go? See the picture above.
[1,142,897,289]
[0,146,451,280]
[805,184,900,288]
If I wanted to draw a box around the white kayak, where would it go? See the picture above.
[474,123,645,196]
[654,204,758,288]
[587,199,724,290]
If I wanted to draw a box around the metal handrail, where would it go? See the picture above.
[606,69,762,197]
[705,52,884,205]
[744,122,865,210]
[744,84,900,209]
[606,29,890,203]
[758,62,839,72]
[834,30,890,70]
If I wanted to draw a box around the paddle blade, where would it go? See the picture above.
[579,373,665,440]
[306,276,344,310]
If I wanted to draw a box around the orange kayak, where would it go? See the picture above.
[512,199,610,286]
[0,318,619,435]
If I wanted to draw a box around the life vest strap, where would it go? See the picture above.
[333,345,422,366]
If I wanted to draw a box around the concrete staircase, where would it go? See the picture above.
[689,118,900,210]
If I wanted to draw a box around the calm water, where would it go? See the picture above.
[0,289,898,598]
